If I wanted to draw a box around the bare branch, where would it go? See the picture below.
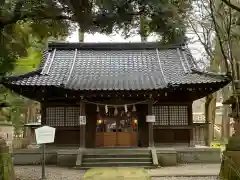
[209,0,230,74]
[221,0,240,12]
[188,17,213,60]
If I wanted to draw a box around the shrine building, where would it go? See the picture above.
[2,42,230,148]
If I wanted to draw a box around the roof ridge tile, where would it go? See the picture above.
[47,41,185,51]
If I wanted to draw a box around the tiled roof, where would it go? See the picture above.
[4,42,230,91]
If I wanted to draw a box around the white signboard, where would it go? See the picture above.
[35,126,56,144]
[146,115,156,123]
[79,116,86,125]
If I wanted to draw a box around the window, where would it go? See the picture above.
[153,105,189,126]
[153,106,168,125]
[65,107,80,126]
[46,106,80,127]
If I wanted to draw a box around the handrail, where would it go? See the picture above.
[222,154,240,178]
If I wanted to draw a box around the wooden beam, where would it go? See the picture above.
[153,125,194,129]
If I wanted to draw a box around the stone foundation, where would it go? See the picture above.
[13,147,221,167]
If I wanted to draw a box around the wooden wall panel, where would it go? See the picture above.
[131,132,137,147]
[117,132,131,146]
[54,129,80,145]
[103,132,117,147]
[117,132,137,147]
[154,129,190,143]
[95,132,104,147]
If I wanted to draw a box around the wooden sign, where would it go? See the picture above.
[79,116,86,125]
[146,115,155,123]
[35,126,56,144]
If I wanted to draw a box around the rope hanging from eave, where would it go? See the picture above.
[82,99,149,107]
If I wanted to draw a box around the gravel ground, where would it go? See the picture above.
[152,176,219,180]
[15,166,86,180]
[15,165,220,180]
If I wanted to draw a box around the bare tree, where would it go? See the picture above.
[187,0,240,144]
[209,0,240,137]
[187,0,220,145]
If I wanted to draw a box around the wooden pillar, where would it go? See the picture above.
[40,102,46,126]
[188,104,194,147]
[80,98,86,148]
[148,99,154,147]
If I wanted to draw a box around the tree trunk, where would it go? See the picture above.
[140,15,147,42]
[79,28,85,42]
[0,139,15,180]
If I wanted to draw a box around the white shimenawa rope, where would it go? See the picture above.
[83,99,149,107]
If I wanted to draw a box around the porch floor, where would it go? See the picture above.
[14,144,212,154]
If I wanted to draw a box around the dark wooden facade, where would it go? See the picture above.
[41,101,194,147]
[2,42,230,148]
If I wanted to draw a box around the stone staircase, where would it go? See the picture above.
[80,149,154,168]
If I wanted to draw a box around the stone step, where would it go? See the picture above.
[86,149,150,152]
[79,149,154,168]
[81,161,153,167]
[85,150,151,154]
[84,153,151,158]
[83,157,152,163]
[76,165,155,169]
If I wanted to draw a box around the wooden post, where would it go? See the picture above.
[80,98,86,148]
[188,104,194,147]
[40,103,46,126]
[148,99,154,147]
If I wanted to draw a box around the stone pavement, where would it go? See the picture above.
[83,167,150,180]
[152,177,219,180]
